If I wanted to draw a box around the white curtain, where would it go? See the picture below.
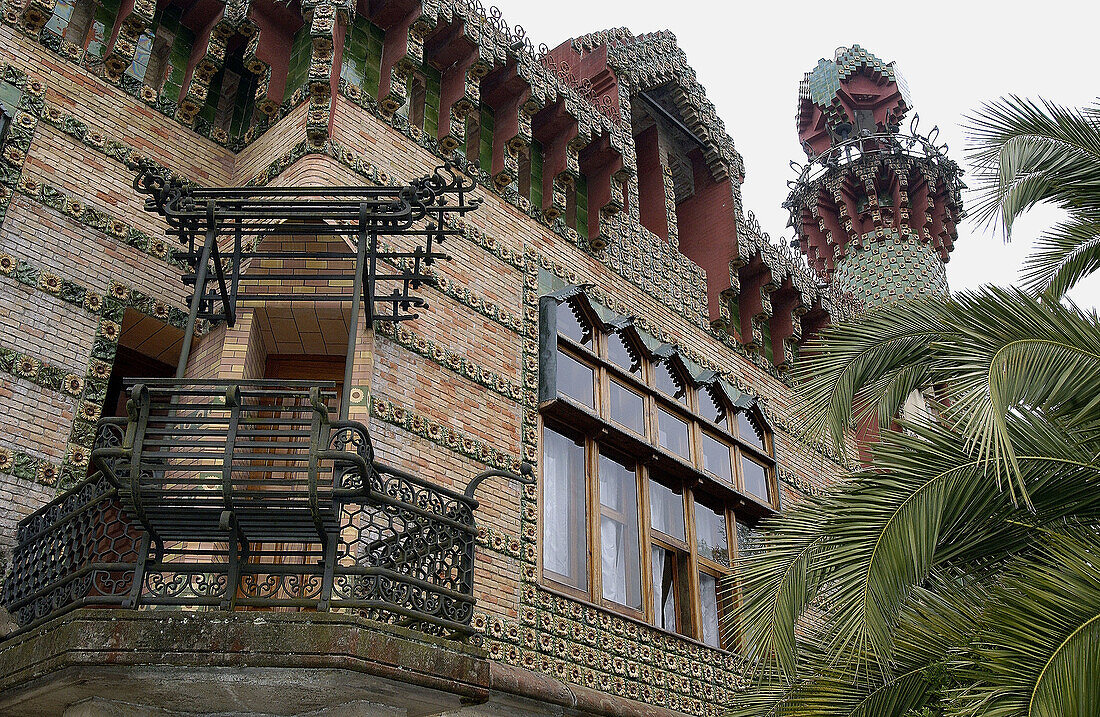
[699,572,719,647]
[601,517,626,604]
[542,429,584,587]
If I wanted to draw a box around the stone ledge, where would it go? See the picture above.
[0,609,489,716]
[488,662,693,717]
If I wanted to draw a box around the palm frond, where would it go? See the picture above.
[794,287,1100,501]
[736,411,1100,683]
[934,289,1100,501]
[1019,217,1100,297]
[731,571,988,717]
[965,96,1100,234]
[946,529,1100,717]
[792,298,946,456]
[732,507,829,678]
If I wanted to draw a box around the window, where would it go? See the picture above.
[701,386,726,425]
[735,410,771,502]
[657,407,690,458]
[694,496,729,649]
[557,351,594,408]
[566,172,589,240]
[285,22,313,100]
[198,49,259,138]
[598,451,641,610]
[398,74,425,126]
[542,426,587,591]
[340,15,384,98]
[44,0,77,37]
[128,24,177,90]
[396,68,443,138]
[521,140,544,208]
[539,294,779,649]
[465,102,494,172]
[0,81,18,149]
[125,31,155,83]
[656,358,687,403]
[608,379,644,435]
[606,330,640,376]
[556,300,591,347]
[701,432,733,484]
[741,453,770,503]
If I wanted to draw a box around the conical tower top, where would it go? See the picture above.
[797,44,913,157]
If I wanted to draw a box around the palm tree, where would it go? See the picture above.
[728,97,1100,715]
[967,97,1100,298]
[728,288,1100,716]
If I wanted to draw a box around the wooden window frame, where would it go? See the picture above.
[539,421,591,601]
[594,447,646,619]
[538,297,781,650]
[402,73,428,130]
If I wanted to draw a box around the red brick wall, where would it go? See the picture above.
[0,25,852,715]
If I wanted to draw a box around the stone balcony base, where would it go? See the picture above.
[0,610,689,717]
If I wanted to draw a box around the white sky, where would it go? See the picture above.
[491,0,1100,309]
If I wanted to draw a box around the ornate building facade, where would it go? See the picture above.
[0,0,960,713]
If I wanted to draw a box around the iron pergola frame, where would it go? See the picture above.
[133,160,480,417]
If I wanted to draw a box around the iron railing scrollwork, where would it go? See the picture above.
[786,114,962,193]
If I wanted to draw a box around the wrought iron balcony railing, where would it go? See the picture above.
[1,379,532,640]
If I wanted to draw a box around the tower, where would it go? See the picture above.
[785,45,965,308]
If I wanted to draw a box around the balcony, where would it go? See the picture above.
[3,378,535,641]
[0,160,535,643]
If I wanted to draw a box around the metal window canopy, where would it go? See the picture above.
[133,159,481,411]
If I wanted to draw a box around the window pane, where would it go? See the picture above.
[126,32,154,81]
[599,452,641,610]
[557,351,594,407]
[651,545,678,632]
[699,572,720,648]
[736,411,766,452]
[741,454,770,503]
[607,332,639,375]
[651,545,691,637]
[655,360,685,403]
[657,408,690,459]
[85,17,111,59]
[649,480,685,541]
[737,519,764,559]
[542,427,587,590]
[557,301,591,347]
[694,499,729,566]
[701,433,733,484]
[608,379,644,435]
[702,387,727,426]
